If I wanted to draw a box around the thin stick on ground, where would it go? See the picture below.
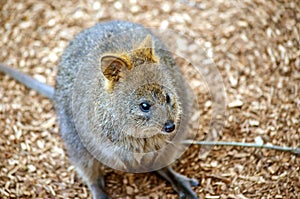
[182,140,300,155]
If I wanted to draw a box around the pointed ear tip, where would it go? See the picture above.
[146,34,152,39]
[144,34,153,44]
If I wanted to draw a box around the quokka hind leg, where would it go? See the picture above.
[156,166,199,199]
[75,158,109,199]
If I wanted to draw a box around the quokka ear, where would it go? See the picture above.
[134,34,159,63]
[100,55,130,91]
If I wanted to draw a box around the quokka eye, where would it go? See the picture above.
[166,93,171,104]
[139,102,151,112]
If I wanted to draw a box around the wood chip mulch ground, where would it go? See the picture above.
[0,0,299,198]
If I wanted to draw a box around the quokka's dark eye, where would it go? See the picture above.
[139,102,151,112]
[166,93,171,104]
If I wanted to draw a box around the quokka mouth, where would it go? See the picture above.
[129,127,169,138]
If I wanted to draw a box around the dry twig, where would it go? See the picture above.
[182,140,300,155]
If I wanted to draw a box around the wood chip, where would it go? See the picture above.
[228,99,244,108]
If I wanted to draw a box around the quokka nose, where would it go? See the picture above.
[164,120,175,133]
